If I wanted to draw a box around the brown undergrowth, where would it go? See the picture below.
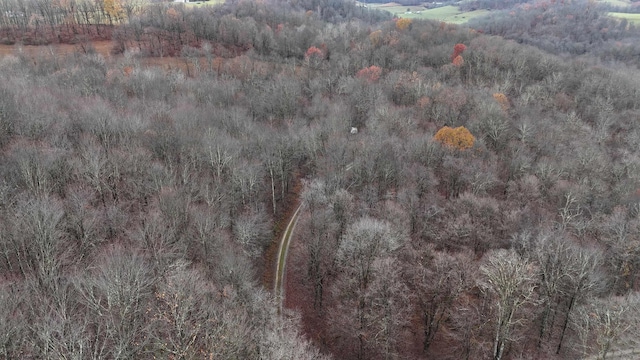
[284,227,332,349]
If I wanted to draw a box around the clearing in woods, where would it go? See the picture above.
[366,3,489,24]
[0,41,205,72]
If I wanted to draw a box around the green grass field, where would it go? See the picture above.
[374,0,639,25]
[369,4,489,24]
[608,12,640,24]
[182,0,225,7]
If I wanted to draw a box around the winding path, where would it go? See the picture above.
[274,204,302,313]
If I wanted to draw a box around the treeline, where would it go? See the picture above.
[0,0,148,45]
[468,0,640,67]
[1,0,640,359]
[0,0,391,51]
[112,0,391,57]
[598,3,640,14]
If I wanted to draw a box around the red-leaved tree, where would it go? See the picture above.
[305,46,324,61]
[356,65,383,82]
[451,43,467,61]
[305,46,324,68]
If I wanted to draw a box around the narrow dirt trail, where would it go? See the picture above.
[0,41,114,58]
[274,204,302,313]
[0,41,196,72]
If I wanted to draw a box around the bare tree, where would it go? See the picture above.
[599,206,640,294]
[231,160,263,211]
[202,128,238,182]
[364,257,410,360]
[74,251,154,359]
[479,249,537,360]
[527,231,572,351]
[447,286,492,360]
[78,138,111,207]
[121,0,146,24]
[203,304,257,359]
[131,210,182,275]
[0,283,24,358]
[332,217,403,359]
[15,148,53,197]
[189,205,227,261]
[64,186,103,262]
[572,294,639,360]
[262,132,297,215]
[300,180,338,310]
[12,196,68,291]
[232,206,272,259]
[260,312,332,360]
[27,280,95,360]
[556,245,606,354]
[415,249,470,352]
[478,102,511,151]
[151,260,209,359]
[338,217,401,293]
[330,188,355,245]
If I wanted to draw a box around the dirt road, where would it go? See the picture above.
[274,204,302,314]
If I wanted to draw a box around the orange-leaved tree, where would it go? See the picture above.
[452,55,464,67]
[434,126,475,150]
[493,92,510,112]
[396,18,412,31]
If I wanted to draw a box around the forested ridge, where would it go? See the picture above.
[1,0,640,359]
[468,0,640,67]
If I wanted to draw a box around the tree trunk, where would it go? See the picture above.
[557,294,576,354]
[270,166,276,215]
[538,299,552,348]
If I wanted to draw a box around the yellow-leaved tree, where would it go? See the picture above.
[369,30,383,46]
[103,0,124,23]
[434,126,475,150]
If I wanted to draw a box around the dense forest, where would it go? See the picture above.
[1,0,640,359]
[467,0,640,67]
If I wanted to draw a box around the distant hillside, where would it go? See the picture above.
[468,0,640,66]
